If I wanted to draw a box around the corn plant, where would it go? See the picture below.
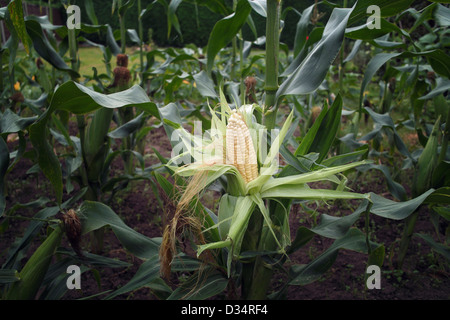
[157,89,376,299]
[145,0,450,299]
[1,0,448,301]
[335,1,450,268]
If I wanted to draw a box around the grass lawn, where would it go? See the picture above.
[77,46,143,81]
[77,46,108,77]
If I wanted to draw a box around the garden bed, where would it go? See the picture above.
[2,125,448,300]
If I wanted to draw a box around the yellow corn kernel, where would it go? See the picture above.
[226,111,258,183]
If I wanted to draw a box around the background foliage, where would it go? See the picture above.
[17,0,354,48]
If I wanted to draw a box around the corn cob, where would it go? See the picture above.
[226,111,258,183]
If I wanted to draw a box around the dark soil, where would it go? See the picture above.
[1,125,449,301]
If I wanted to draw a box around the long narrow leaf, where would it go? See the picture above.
[261,161,369,194]
[262,184,369,201]
[369,189,435,220]
[276,7,353,100]
[206,0,252,74]
[297,94,343,164]
[79,201,160,260]
[290,228,374,285]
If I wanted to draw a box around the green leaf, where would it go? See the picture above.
[247,110,295,192]
[25,19,79,78]
[361,107,413,161]
[406,3,437,34]
[288,227,315,254]
[106,24,121,56]
[206,0,252,74]
[118,0,136,16]
[424,187,450,205]
[321,148,369,167]
[369,189,436,220]
[5,225,63,300]
[167,0,183,40]
[311,201,368,239]
[107,112,145,139]
[3,8,20,75]
[433,206,450,221]
[279,144,311,174]
[357,163,407,201]
[104,258,163,300]
[48,81,157,116]
[348,0,415,25]
[193,70,218,98]
[261,161,369,194]
[295,106,328,157]
[262,184,369,201]
[361,51,450,109]
[217,194,237,240]
[167,271,228,300]
[8,0,31,55]
[58,248,131,269]
[29,81,152,204]
[413,116,440,196]
[359,52,402,111]
[249,0,267,17]
[227,196,256,255]
[434,4,450,27]
[29,119,64,205]
[140,1,156,19]
[276,7,353,100]
[127,29,142,45]
[29,81,157,202]
[297,94,343,164]
[197,195,255,277]
[289,200,370,255]
[346,18,409,41]
[0,270,20,284]
[2,206,59,269]
[251,193,282,252]
[415,233,450,261]
[293,4,314,58]
[419,78,450,100]
[154,171,177,198]
[344,39,362,63]
[79,201,160,260]
[424,50,450,78]
[84,0,99,25]
[290,228,373,285]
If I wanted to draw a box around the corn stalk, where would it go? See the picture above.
[118,0,127,54]
[263,0,280,131]
[244,0,281,299]
[138,0,144,84]
[116,0,136,175]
